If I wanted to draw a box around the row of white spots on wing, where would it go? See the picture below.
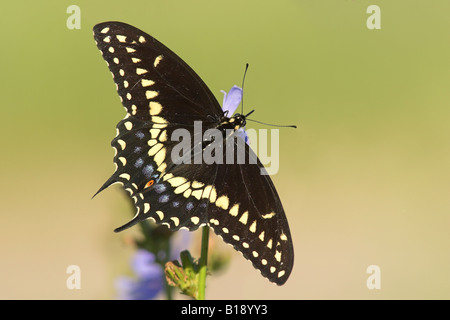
[142,79,155,87]
[261,212,276,219]
[112,146,118,157]
[223,200,285,278]
[154,55,163,67]
[249,220,257,233]
[168,177,187,188]
[207,185,217,202]
[174,181,190,195]
[119,173,130,180]
[215,195,229,210]
[117,139,126,150]
[227,224,286,279]
[239,211,248,225]
[274,250,282,263]
[151,116,167,129]
[131,191,144,204]
[191,189,202,200]
[159,130,168,142]
[150,128,160,139]
[116,35,127,43]
[153,145,166,168]
[149,101,162,116]
[148,142,163,157]
[156,210,164,220]
[190,216,200,225]
[148,139,157,147]
[136,68,148,75]
[124,121,133,130]
[166,176,218,206]
[208,222,285,282]
[170,217,180,227]
[157,162,167,173]
[118,157,127,166]
[146,90,158,99]
[191,181,204,188]
[259,231,265,241]
[229,204,239,216]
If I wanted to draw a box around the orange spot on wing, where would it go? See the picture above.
[145,179,154,188]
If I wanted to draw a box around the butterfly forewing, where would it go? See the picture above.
[93,22,222,123]
[94,21,294,286]
[205,138,293,285]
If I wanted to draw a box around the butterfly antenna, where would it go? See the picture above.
[246,118,297,128]
[241,63,249,115]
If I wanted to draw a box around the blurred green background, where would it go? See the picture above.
[1,0,450,299]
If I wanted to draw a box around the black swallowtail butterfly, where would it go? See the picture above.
[93,22,294,285]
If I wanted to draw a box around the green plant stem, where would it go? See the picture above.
[164,242,173,300]
[197,226,210,300]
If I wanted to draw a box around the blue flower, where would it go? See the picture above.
[221,86,249,144]
[115,229,191,300]
[221,85,242,116]
[115,249,164,300]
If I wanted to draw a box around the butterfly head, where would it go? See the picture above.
[228,113,247,130]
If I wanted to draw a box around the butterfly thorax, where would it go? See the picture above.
[217,114,246,131]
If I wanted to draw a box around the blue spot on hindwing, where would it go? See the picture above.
[135,131,145,139]
[135,158,144,168]
[154,184,166,194]
[142,164,154,178]
[186,202,194,211]
[159,194,169,203]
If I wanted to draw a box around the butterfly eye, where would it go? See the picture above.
[144,179,154,188]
